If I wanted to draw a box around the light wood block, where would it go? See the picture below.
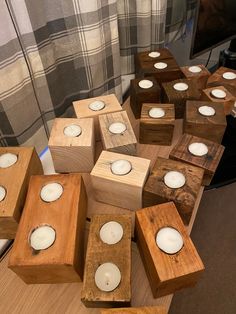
[181,64,210,91]
[136,202,204,298]
[207,66,236,97]
[81,214,131,308]
[91,151,150,210]
[0,147,43,239]
[184,100,227,144]
[73,94,122,140]
[139,103,175,145]
[99,111,137,156]
[169,133,225,186]
[8,174,87,284]
[101,305,167,314]
[143,157,204,224]
[48,118,95,173]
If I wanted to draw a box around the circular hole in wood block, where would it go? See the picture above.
[0,186,7,202]
[110,159,132,176]
[88,100,106,111]
[148,107,165,118]
[223,72,236,80]
[108,122,127,134]
[29,225,56,251]
[210,88,226,99]
[156,226,184,254]
[148,51,160,58]
[138,79,153,89]
[173,82,188,91]
[100,221,124,245]
[188,142,208,156]
[188,65,202,73]
[198,105,216,116]
[164,171,186,189]
[95,262,121,292]
[0,153,18,168]
[154,62,167,69]
[40,182,63,202]
[63,124,82,137]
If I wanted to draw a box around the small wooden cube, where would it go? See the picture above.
[130,77,161,119]
[135,202,204,298]
[0,147,43,239]
[181,64,210,91]
[73,94,122,140]
[99,111,137,156]
[101,305,167,314]
[162,79,200,118]
[169,133,225,186]
[207,66,236,97]
[81,214,131,308]
[91,151,150,210]
[8,174,87,284]
[48,118,95,173]
[184,100,227,143]
[143,157,204,224]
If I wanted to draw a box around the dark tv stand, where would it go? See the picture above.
[219,38,236,70]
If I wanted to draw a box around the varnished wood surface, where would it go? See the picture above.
[181,64,210,91]
[207,66,236,97]
[101,305,167,313]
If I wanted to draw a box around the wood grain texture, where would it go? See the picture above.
[143,157,204,224]
[169,133,225,185]
[181,64,210,91]
[99,110,137,156]
[8,174,87,284]
[0,147,43,239]
[101,305,167,314]
[140,103,175,145]
[207,66,236,97]
[135,202,204,297]
[81,215,131,308]
[49,118,95,173]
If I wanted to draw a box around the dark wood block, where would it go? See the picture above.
[181,64,210,91]
[207,66,236,97]
[139,103,175,145]
[169,133,225,185]
[101,305,167,314]
[135,202,204,298]
[143,157,204,224]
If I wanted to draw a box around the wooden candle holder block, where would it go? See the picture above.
[181,64,210,91]
[99,110,137,156]
[8,174,87,284]
[161,79,200,118]
[139,103,175,145]
[135,202,204,298]
[207,66,236,97]
[101,305,167,314]
[184,100,226,143]
[130,77,161,119]
[91,151,150,210]
[0,147,43,239]
[48,118,95,173]
[73,94,122,140]
[169,133,225,186]
[143,157,204,224]
[81,214,131,308]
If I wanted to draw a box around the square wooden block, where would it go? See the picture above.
[48,118,95,173]
[161,79,200,118]
[143,157,204,224]
[81,214,131,308]
[0,147,43,239]
[139,103,175,145]
[91,151,150,210]
[101,305,167,314]
[181,64,210,91]
[8,174,87,284]
[169,133,225,186]
[130,77,161,119]
[99,111,137,156]
[135,202,204,298]
[184,100,227,143]
[73,94,122,140]
[207,66,236,97]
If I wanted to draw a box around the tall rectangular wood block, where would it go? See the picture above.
[8,174,87,284]
[169,133,225,186]
[99,110,137,156]
[130,77,161,119]
[81,214,131,308]
[139,103,175,145]
[143,157,204,224]
[0,147,43,239]
[184,100,227,143]
[181,64,210,91]
[73,94,122,140]
[91,151,150,210]
[48,118,95,173]
[207,66,236,97]
[161,79,200,118]
[101,305,167,314]
[135,202,204,298]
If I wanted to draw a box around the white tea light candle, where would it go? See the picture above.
[138,79,153,89]
[0,153,18,168]
[111,159,132,176]
[156,227,184,254]
[0,186,6,202]
[223,72,236,80]
[100,221,124,244]
[30,225,56,250]
[148,51,160,58]
[173,82,188,91]
[164,171,186,189]
[188,66,202,73]
[148,107,165,118]
[210,89,226,99]
[40,182,63,202]
[63,124,82,137]
[198,105,216,116]
[88,100,105,111]
[108,122,126,134]
[188,142,208,156]
[154,62,167,69]
[95,262,121,292]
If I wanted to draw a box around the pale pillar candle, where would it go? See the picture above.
[223,72,236,80]
[40,182,63,202]
[0,153,18,168]
[138,79,153,89]
[0,186,6,202]
[108,122,127,134]
[173,82,189,91]
[111,159,132,176]
[95,262,121,292]
[148,51,160,58]
[148,107,165,118]
[63,124,82,137]
[156,227,184,254]
[154,62,167,69]
[100,221,124,244]
[29,225,56,250]
[89,100,105,111]
[198,105,215,116]
[188,142,208,156]
[210,88,226,99]
[164,171,186,189]
[188,65,202,73]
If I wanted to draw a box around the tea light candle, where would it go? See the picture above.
[188,65,202,73]
[198,105,216,116]
[164,171,186,189]
[154,62,167,69]
[0,186,6,202]
[138,79,153,89]
[100,221,124,244]
[188,142,208,156]
[173,82,188,91]
[89,100,105,111]
[148,51,160,58]
[30,225,56,250]
[40,182,63,202]
[223,72,236,80]
[63,124,82,137]
[156,227,184,254]
[95,262,121,292]
[111,159,132,176]
[210,88,226,99]
[108,122,127,134]
[0,153,18,168]
[148,107,165,118]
